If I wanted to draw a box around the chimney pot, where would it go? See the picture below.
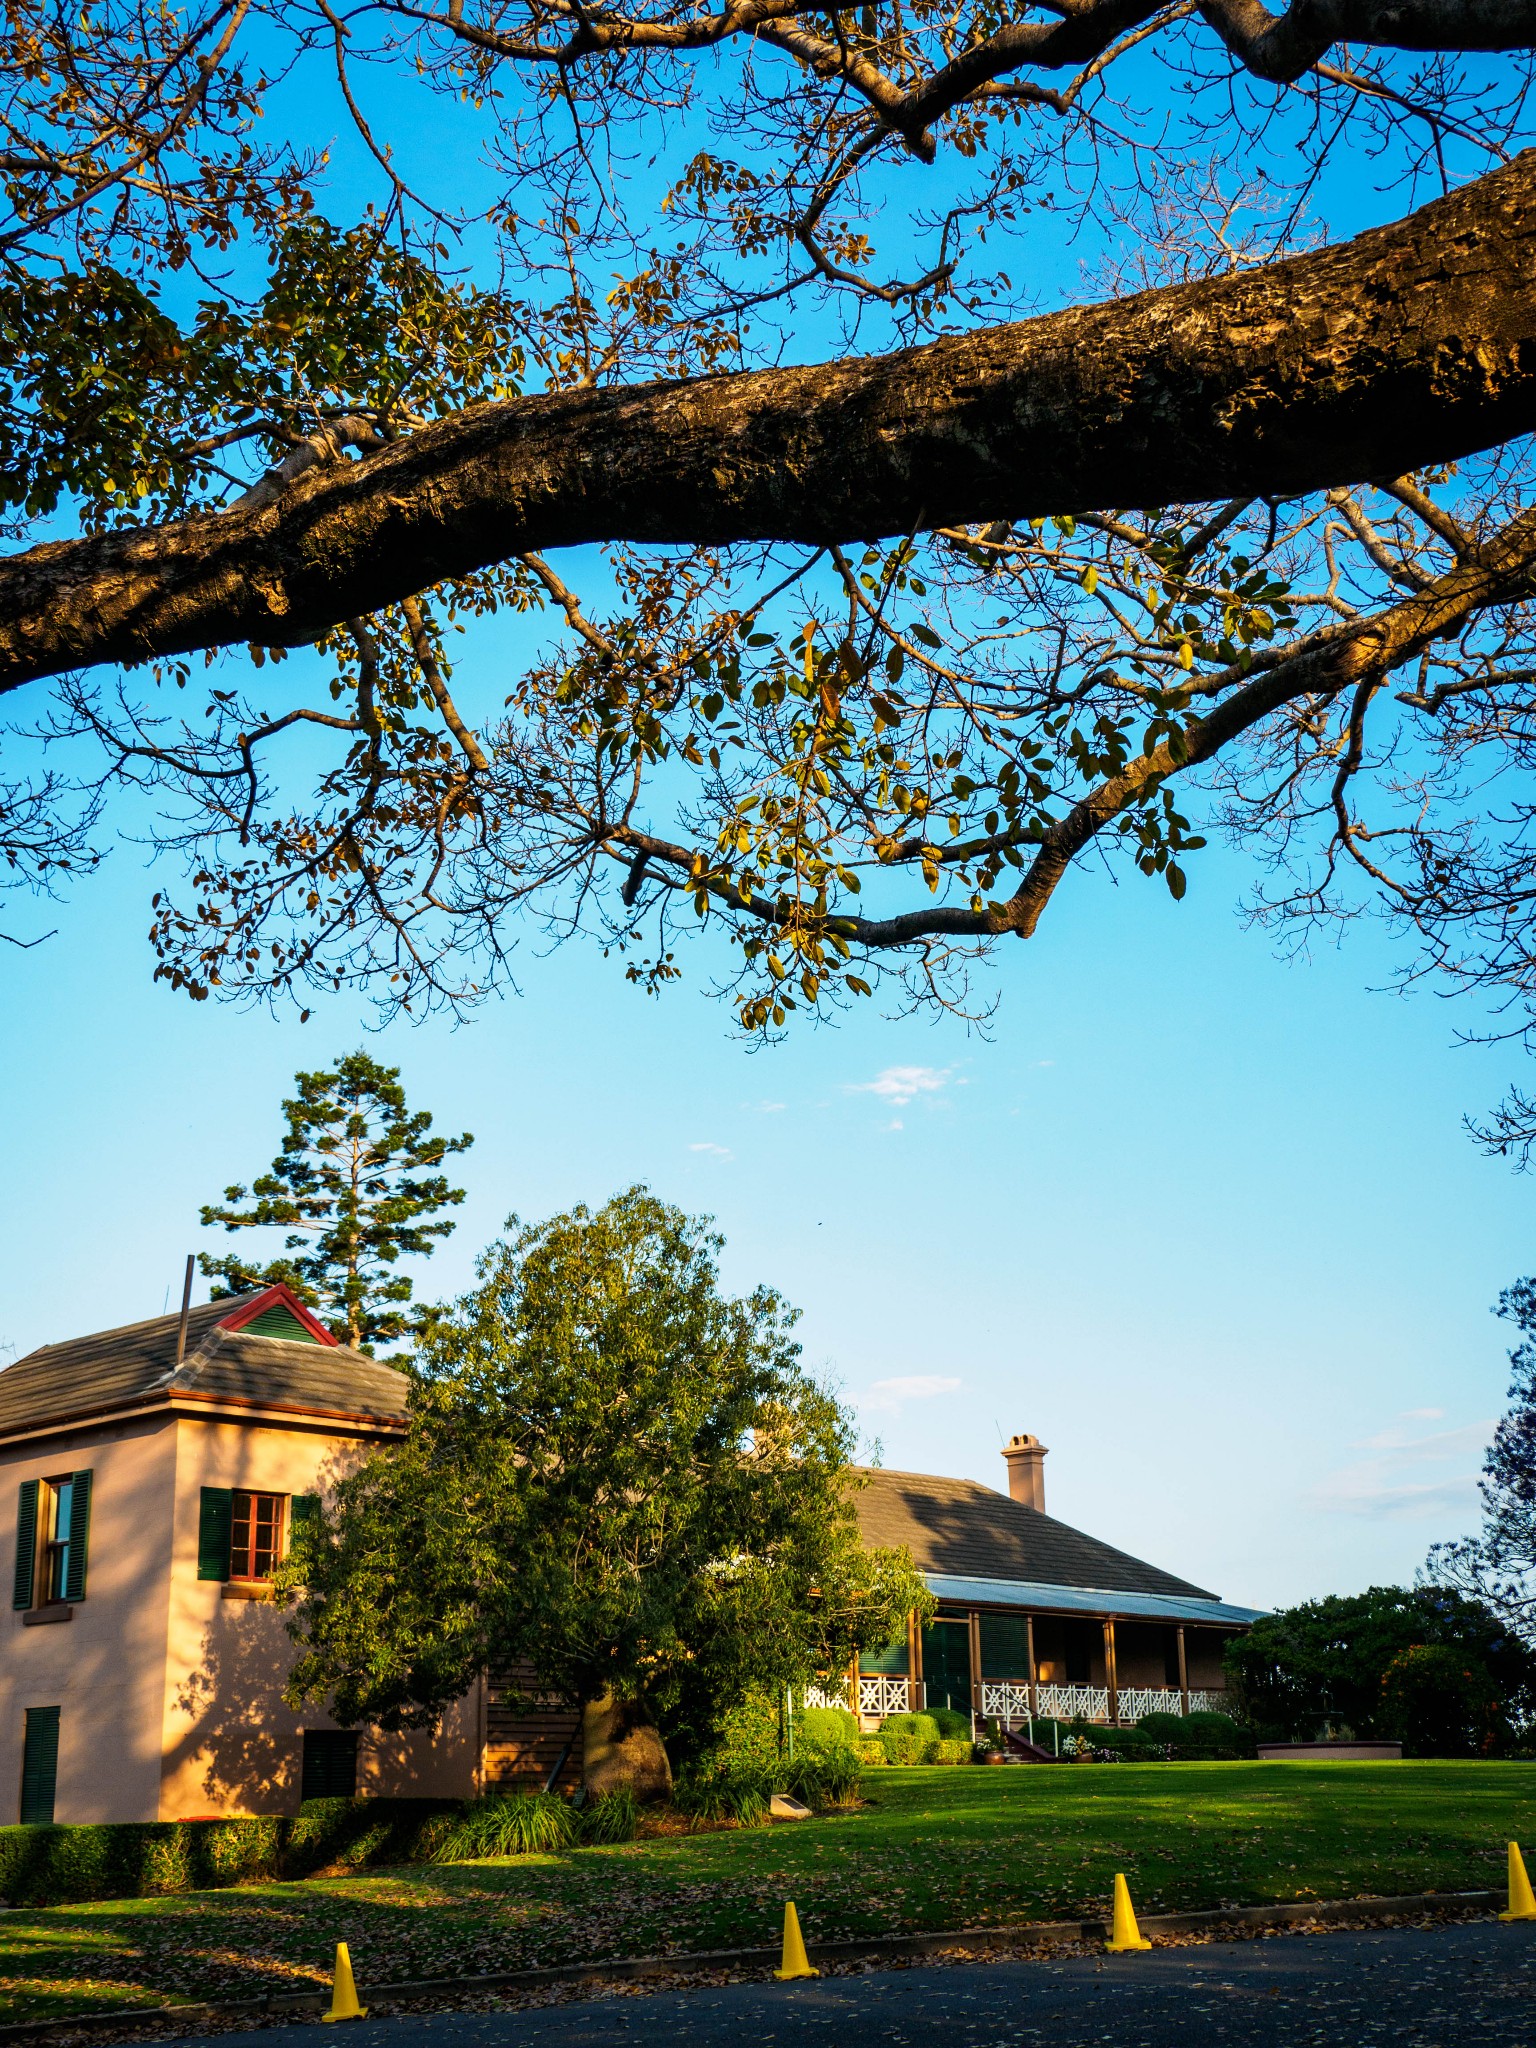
[1001,1431,1048,1512]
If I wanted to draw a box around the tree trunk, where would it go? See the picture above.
[2,154,1535,692]
[581,1691,674,1802]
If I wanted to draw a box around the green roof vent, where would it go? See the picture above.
[241,1304,322,1344]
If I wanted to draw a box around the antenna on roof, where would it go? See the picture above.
[173,1255,195,1370]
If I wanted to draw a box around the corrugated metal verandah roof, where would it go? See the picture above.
[924,1573,1267,1628]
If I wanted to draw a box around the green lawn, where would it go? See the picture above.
[2,1762,1532,2025]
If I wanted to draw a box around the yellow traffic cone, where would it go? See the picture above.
[320,1941,369,2022]
[773,1900,820,1980]
[1501,1841,1536,1922]
[1106,1871,1152,1952]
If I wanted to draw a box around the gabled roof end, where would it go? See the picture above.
[214,1282,338,1347]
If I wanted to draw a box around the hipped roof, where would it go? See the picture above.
[0,1285,410,1443]
[851,1465,1217,1604]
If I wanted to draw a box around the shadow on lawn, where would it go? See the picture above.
[2,1764,1531,2024]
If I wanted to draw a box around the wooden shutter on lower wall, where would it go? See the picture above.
[12,1480,38,1609]
[20,1706,60,1825]
[197,1487,233,1582]
[64,1470,92,1602]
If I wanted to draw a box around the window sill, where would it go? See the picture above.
[22,1601,72,1626]
[220,1581,273,1601]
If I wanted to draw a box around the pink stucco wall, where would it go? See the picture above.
[1,1413,178,1824]
[3,1405,480,1824]
[160,1412,479,1817]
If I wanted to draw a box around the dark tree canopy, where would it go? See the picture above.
[1224,1584,1536,1748]
[4,4,1536,1124]
[199,1049,472,1350]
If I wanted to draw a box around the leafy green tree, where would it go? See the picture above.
[1377,1644,1508,1758]
[200,1051,472,1352]
[280,1187,930,1790]
[1224,1586,1536,1748]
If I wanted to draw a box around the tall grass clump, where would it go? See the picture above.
[578,1787,639,1844]
[430,1792,576,1860]
[673,1766,772,1827]
[785,1750,862,1808]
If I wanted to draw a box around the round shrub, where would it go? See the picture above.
[795,1704,859,1752]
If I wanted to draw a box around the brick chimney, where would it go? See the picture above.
[1001,1432,1048,1511]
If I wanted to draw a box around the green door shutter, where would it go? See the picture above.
[197,1488,233,1581]
[12,1481,38,1610]
[20,1706,60,1825]
[63,1470,92,1602]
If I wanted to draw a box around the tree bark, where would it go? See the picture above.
[3,153,1536,691]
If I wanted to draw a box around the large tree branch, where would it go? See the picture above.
[4,154,1536,692]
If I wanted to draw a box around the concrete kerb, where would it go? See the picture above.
[0,1888,1503,2045]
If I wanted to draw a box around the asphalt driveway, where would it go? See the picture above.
[162,1919,1535,2048]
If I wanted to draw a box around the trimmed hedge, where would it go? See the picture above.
[793,1705,859,1753]
[0,1797,455,1907]
[871,1710,977,1765]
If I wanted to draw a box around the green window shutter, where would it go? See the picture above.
[197,1487,233,1582]
[64,1470,92,1602]
[12,1480,38,1610]
[20,1706,60,1825]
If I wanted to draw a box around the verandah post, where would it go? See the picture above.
[1103,1618,1119,1725]
[1177,1624,1189,1717]
[1026,1614,1038,1721]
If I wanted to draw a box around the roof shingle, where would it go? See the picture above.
[850,1466,1215,1601]
[0,1294,409,1441]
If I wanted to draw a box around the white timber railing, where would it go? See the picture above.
[1035,1684,1110,1722]
[801,1683,853,1713]
[1116,1687,1220,1721]
[858,1674,916,1717]
[979,1682,1222,1725]
[979,1681,1031,1721]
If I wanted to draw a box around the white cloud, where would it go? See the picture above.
[1309,1412,1492,1520]
[856,1373,962,1415]
[885,1118,904,1133]
[848,1064,954,1107]
[688,1142,733,1160]
[752,1100,787,1114]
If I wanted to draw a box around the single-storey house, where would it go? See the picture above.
[2,1295,1259,1823]
[838,1435,1262,1728]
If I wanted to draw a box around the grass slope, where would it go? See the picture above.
[3,1762,1532,2024]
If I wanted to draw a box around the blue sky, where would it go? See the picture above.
[3,764,1529,1613]
[1,38,1529,1619]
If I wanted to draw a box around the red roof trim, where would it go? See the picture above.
[216,1283,339,1347]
